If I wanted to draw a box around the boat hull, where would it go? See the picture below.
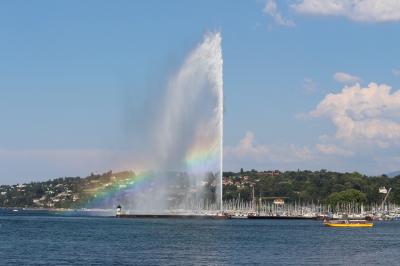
[324,223,373,227]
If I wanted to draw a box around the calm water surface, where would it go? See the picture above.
[0,210,399,265]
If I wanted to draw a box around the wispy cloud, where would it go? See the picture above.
[315,143,354,157]
[264,0,295,27]
[225,131,314,163]
[224,131,269,158]
[334,72,362,84]
[303,77,318,93]
[0,148,146,183]
[374,155,400,174]
[292,0,400,23]
[393,69,400,76]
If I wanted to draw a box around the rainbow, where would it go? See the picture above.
[83,171,156,209]
[184,137,220,174]
[82,144,221,210]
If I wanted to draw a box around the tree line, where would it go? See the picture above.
[223,169,400,205]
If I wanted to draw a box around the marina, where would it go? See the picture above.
[114,198,400,221]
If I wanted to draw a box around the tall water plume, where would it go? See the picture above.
[87,32,223,213]
[154,31,224,211]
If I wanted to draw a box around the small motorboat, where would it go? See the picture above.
[323,219,373,227]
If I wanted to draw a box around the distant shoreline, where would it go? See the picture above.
[0,207,113,212]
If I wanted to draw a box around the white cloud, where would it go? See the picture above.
[311,82,400,146]
[393,69,400,76]
[225,131,314,163]
[334,72,362,84]
[264,0,295,27]
[293,0,400,22]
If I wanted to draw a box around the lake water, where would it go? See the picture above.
[1,210,399,265]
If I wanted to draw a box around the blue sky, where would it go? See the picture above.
[1,0,400,184]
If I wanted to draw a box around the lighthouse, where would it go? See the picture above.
[116,205,122,217]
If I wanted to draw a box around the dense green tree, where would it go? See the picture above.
[326,189,367,206]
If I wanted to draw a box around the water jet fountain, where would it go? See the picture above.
[86,32,224,216]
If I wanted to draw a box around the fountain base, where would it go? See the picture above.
[116,213,231,219]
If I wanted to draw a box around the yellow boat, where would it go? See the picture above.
[324,219,374,227]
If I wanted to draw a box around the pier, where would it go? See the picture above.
[116,213,231,219]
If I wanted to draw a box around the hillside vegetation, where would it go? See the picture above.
[0,169,399,208]
[223,169,400,205]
